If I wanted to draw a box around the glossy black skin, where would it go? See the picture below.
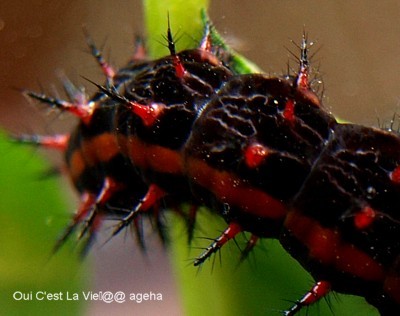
[65,60,153,201]
[281,124,400,315]
[114,49,233,194]
[66,47,233,203]
[115,49,233,149]
[62,61,156,248]
[184,74,337,236]
[64,48,234,244]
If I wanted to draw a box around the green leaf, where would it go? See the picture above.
[143,0,210,58]
[0,131,87,315]
[200,9,263,74]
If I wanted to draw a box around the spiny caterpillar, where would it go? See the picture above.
[13,12,400,316]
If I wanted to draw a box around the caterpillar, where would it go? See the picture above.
[11,10,400,316]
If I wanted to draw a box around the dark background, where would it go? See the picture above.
[1,1,399,315]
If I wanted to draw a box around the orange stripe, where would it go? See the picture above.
[186,158,287,219]
[69,150,85,183]
[67,133,120,182]
[81,133,120,164]
[118,135,184,174]
[285,211,385,282]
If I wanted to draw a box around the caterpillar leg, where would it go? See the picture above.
[111,184,166,237]
[12,134,70,151]
[193,222,242,266]
[283,281,331,316]
[54,177,122,255]
[239,234,259,262]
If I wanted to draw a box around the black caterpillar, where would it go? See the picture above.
[15,15,400,316]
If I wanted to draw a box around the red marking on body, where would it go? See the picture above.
[244,143,269,168]
[285,211,385,281]
[390,166,400,184]
[139,184,167,212]
[70,101,95,125]
[354,206,376,230]
[96,177,123,205]
[283,99,295,122]
[187,158,287,219]
[173,55,186,78]
[221,222,241,242]
[129,101,165,127]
